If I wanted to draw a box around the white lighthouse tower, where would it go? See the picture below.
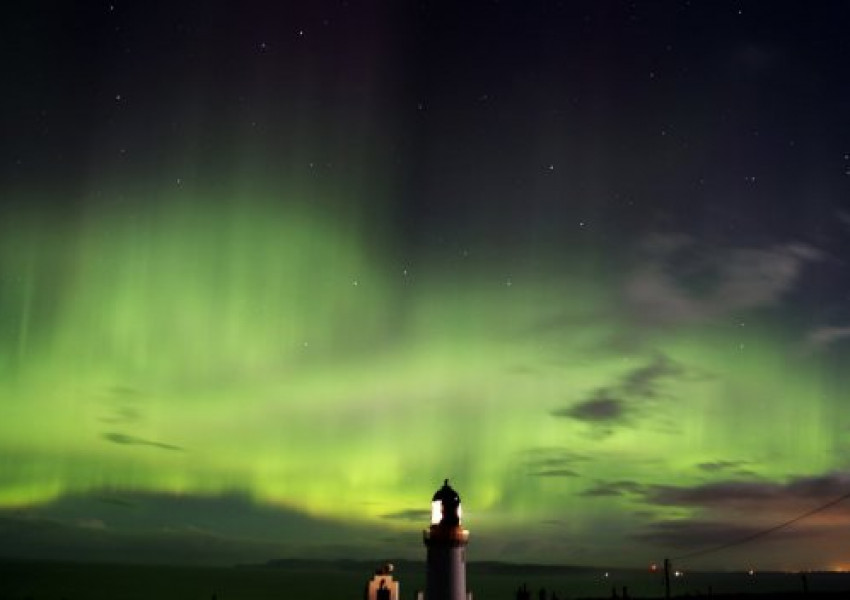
[423,479,470,600]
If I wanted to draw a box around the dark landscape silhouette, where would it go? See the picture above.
[4,558,850,600]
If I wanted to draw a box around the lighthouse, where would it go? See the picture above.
[423,479,470,600]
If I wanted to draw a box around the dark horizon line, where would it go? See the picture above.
[2,554,847,576]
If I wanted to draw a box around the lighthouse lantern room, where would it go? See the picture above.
[423,479,470,600]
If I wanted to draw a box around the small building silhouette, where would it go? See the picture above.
[365,563,400,600]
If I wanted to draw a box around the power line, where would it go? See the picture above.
[672,488,850,562]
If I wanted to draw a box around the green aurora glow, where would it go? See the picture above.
[2,183,848,568]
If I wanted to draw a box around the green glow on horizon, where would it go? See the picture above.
[0,183,847,565]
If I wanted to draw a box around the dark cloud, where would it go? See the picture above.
[580,480,645,497]
[618,472,850,559]
[551,396,625,423]
[100,406,142,425]
[0,512,287,565]
[380,509,430,522]
[519,447,589,477]
[99,386,147,425]
[786,473,850,498]
[102,432,183,451]
[633,519,806,549]
[530,469,580,478]
[96,496,137,508]
[697,460,752,473]
[550,353,689,437]
[631,510,657,519]
[521,447,590,465]
[635,519,850,568]
[647,481,775,505]
[642,472,850,513]
[620,354,683,398]
[0,490,388,564]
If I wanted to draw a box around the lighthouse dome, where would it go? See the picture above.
[431,479,462,526]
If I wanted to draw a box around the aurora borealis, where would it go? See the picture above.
[3,1,850,571]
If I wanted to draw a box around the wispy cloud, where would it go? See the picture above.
[531,468,580,478]
[804,326,850,351]
[550,353,686,436]
[520,447,590,477]
[697,460,753,474]
[96,496,136,508]
[102,432,183,452]
[620,353,684,397]
[379,509,431,522]
[100,385,146,424]
[626,235,821,325]
[580,480,645,497]
[100,406,142,425]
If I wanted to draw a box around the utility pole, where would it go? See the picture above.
[663,558,671,600]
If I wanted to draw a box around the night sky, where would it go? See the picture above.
[2,1,850,571]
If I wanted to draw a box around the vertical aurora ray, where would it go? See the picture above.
[1,175,847,566]
[1,198,841,514]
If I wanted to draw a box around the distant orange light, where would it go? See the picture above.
[650,563,658,573]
